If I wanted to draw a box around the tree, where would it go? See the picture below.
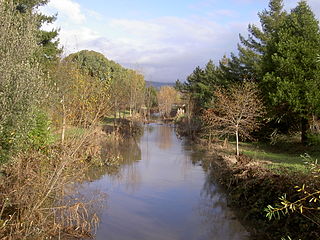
[202,81,265,156]
[0,1,46,161]
[157,86,179,118]
[181,60,225,110]
[65,50,120,82]
[126,69,145,116]
[144,86,158,119]
[14,0,61,66]
[236,0,287,81]
[262,1,320,144]
[52,56,112,132]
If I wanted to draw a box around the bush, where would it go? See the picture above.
[27,111,54,152]
[307,133,320,146]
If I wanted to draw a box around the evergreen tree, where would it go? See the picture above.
[65,50,122,82]
[222,0,287,83]
[14,0,61,65]
[262,1,320,143]
[182,60,223,110]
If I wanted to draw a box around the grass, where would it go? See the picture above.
[103,110,135,127]
[242,147,309,173]
[226,140,320,174]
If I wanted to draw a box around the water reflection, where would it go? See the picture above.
[197,173,248,240]
[82,124,249,240]
[88,136,142,183]
[157,124,173,149]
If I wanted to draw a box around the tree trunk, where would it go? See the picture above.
[235,128,239,157]
[301,116,309,145]
[61,97,66,145]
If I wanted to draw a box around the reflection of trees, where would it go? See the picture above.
[116,138,142,193]
[146,125,154,133]
[87,137,142,183]
[197,170,249,240]
[158,124,173,149]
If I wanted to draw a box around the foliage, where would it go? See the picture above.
[157,86,180,118]
[66,50,146,121]
[51,60,111,130]
[202,81,265,156]
[0,133,103,239]
[265,154,320,224]
[180,60,225,110]
[145,86,158,109]
[262,1,320,143]
[0,1,46,162]
[65,50,120,82]
[27,110,53,151]
[14,0,61,66]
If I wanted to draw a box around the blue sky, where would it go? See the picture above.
[40,0,320,82]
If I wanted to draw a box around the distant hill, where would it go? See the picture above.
[146,81,175,89]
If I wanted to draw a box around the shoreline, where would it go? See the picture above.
[188,140,320,240]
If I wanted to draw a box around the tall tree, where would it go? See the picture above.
[65,50,120,82]
[14,0,61,65]
[262,1,320,143]
[0,1,46,161]
[222,0,287,83]
[182,60,224,110]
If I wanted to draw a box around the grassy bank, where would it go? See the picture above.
[175,118,320,239]
[198,141,320,240]
[221,141,320,174]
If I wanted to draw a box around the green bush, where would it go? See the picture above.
[27,111,53,152]
[307,133,320,146]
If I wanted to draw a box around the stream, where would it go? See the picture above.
[81,124,249,240]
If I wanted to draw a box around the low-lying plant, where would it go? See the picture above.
[0,127,106,239]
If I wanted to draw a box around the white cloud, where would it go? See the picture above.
[47,0,85,24]
[40,0,320,83]
[63,17,248,82]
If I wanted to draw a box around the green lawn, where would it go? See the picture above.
[228,141,319,173]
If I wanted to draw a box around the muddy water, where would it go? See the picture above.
[83,124,249,240]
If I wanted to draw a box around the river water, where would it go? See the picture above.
[82,124,249,240]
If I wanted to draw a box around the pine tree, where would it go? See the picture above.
[14,0,61,65]
[262,1,320,143]
[182,60,224,110]
[222,0,287,82]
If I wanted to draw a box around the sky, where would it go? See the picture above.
[39,0,320,83]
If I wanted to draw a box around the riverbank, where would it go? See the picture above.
[0,118,142,239]
[193,140,320,240]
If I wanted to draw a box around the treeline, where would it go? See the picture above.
[0,0,154,238]
[0,1,153,162]
[174,1,320,238]
[176,0,320,145]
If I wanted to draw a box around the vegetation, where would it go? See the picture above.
[202,81,265,156]
[175,0,320,238]
[0,0,45,162]
[1,0,320,238]
[0,1,148,239]
[157,86,180,118]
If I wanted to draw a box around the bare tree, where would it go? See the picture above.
[157,86,179,118]
[202,81,265,156]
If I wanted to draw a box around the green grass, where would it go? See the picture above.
[242,147,309,173]
[52,126,87,143]
[228,141,320,173]
[103,110,134,126]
